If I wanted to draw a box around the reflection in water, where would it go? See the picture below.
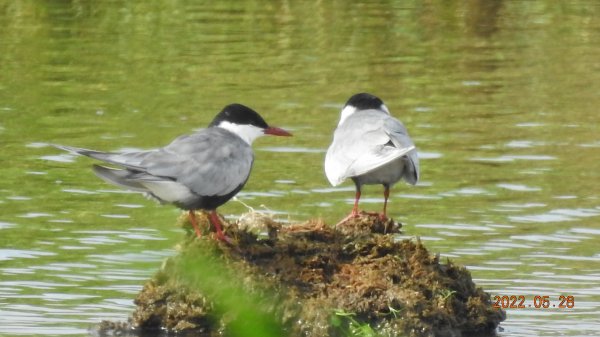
[1,1,600,336]
[466,0,503,38]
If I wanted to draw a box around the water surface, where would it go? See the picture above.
[1,2,600,336]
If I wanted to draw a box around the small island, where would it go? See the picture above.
[97,211,505,337]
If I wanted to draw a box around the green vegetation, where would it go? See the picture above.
[331,309,381,337]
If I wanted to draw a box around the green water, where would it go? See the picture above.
[1,1,600,336]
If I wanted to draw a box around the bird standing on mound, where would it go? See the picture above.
[55,104,292,242]
[325,93,419,222]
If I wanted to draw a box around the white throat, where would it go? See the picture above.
[217,121,264,145]
[338,104,390,125]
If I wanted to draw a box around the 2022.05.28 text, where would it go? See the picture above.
[492,295,574,309]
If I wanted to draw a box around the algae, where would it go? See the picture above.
[95,211,505,337]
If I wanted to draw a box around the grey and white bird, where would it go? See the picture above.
[55,103,291,242]
[324,93,419,221]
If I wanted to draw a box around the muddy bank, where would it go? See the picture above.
[96,212,505,337]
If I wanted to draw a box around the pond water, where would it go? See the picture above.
[1,1,600,336]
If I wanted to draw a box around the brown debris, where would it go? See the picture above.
[94,211,505,337]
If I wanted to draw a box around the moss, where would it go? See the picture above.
[94,211,505,337]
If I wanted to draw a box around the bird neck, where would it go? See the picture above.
[338,104,391,125]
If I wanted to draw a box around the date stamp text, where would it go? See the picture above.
[492,295,575,309]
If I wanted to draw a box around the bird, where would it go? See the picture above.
[54,103,292,242]
[324,93,419,222]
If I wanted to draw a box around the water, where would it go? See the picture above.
[1,1,600,336]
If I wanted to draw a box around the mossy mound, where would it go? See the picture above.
[95,211,505,337]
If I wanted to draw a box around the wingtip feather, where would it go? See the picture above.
[92,164,148,192]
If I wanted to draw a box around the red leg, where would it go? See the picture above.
[381,185,390,220]
[188,210,203,238]
[351,189,361,217]
[209,210,232,244]
[335,186,362,226]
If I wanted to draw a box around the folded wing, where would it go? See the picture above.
[325,110,418,185]
[54,128,254,204]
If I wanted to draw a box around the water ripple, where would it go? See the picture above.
[471,154,556,162]
[62,188,98,195]
[18,212,53,218]
[39,154,75,163]
[416,223,495,231]
[0,249,56,261]
[259,146,325,153]
[571,228,600,235]
[509,208,600,223]
[0,221,17,229]
[497,183,541,192]
[505,140,546,148]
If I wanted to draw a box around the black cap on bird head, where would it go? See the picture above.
[209,103,269,129]
[345,93,385,111]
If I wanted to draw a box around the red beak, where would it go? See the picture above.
[264,126,292,137]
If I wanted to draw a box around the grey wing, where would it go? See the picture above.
[383,117,419,184]
[53,143,177,200]
[55,129,254,199]
[53,144,157,170]
[325,111,415,185]
[324,129,358,186]
[140,129,254,197]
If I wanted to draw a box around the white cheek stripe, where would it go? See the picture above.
[338,105,357,125]
[217,121,265,144]
[381,104,390,114]
[339,104,391,125]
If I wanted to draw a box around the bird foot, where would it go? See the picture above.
[335,210,390,226]
[208,211,236,245]
[334,211,361,227]
[357,210,380,217]
[378,213,388,221]
[213,232,234,245]
[358,210,389,222]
